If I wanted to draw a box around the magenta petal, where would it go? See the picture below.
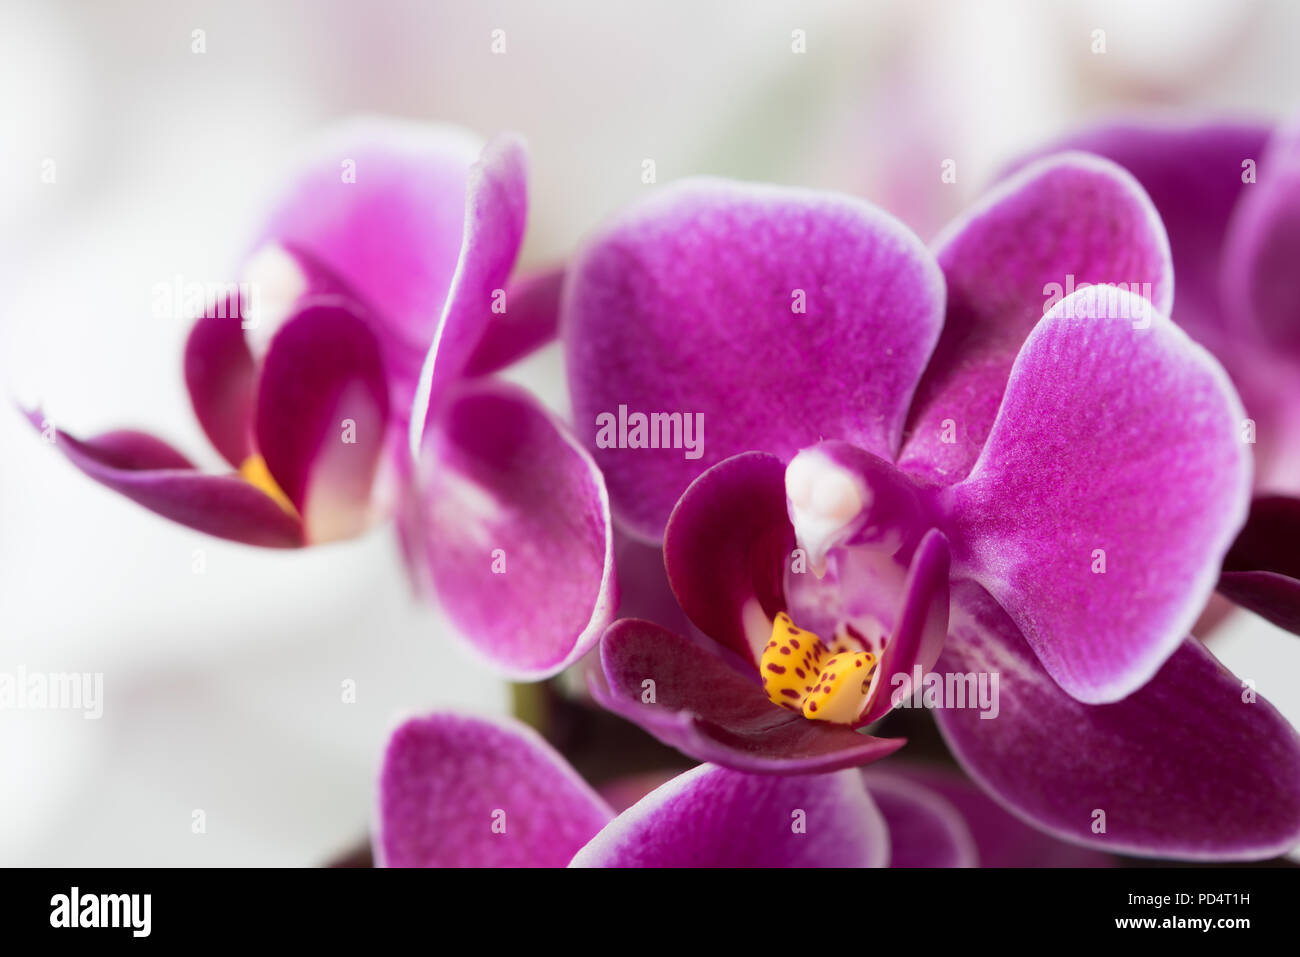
[1218,495,1300,635]
[30,413,302,547]
[406,380,616,679]
[462,267,564,377]
[1031,119,1270,357]
[570,763,888,867]
[880,764,1113,868]
[565,178,944,540]
[860,769,976,868]
[595,619,905,774]
[860,528,950,726]
[249,116,481,356]
[945,285,1251,703]
[900,153,1173,485]
[376,713,614,868]
[1222,122,1300,353]
[255,300,390,544]
[410,135,529,444]
[664,452,793,665]
[183,312,256,468]
[1218,571,1300,636]
[936,583,1300,860]
[611,532,694,637]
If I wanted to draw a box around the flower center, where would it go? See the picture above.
[761,612,880,724]
[239,454,298,516]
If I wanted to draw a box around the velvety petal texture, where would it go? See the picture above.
[935,583,1300,860]
[376,713,614,868]
[900,152,1173,485]
[944,285,1251,703]
[570,763,888,867]
[1218,494,1300,635]
[595,619,904,774]
[1033,119,1300,494]
[406,380,616,679]
[255,300,391,544]
[565,177,945,540]
[30,413,303,548]
[1023,119,1269,356]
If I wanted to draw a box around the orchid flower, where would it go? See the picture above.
[375,712,1107,868]
[563,156,1300,858]
[30,117,614,677]
[1022,117,1300,639]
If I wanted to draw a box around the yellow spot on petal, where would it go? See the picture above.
[239,454,298,516]
[759,612,878,725]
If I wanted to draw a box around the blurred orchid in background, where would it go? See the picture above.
[566,154,1300,858]
[1023,117,1300,640]
[375,712,1110,867]
[28,117,615,678]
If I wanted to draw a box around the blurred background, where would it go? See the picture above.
[3,0,1300,865]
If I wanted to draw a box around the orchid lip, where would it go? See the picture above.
[783,442,937,650]
[761,611,881,724]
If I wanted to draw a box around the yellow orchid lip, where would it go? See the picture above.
[760,612,879,725]
[238,454,299,517]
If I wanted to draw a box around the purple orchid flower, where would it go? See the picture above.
[1022,117,1300,638]
[562,156,1300,859]
[375,712,1107,867]
[31,117,614,678]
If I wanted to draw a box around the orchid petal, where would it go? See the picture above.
[879,764,1113,867]
[935,582,1300,860]
[405,380,616,679]
[409,135,529,451]
[255,300,391,544]
[29,412,302,547]
[375,713,613,868]
[860,769,976,868]
[945,285,1251,703]
[663,451,793,666]
[183,309,255,468]
[595,619,904,775]
[1223,122,1300,354]
[248,116,482,358]
[1218,494,1300,635]
[900,153,1173,485]
[1026,119,1269,357]
[462,267,564,377]
[570,763,888,867]
[860,528,950,725]
[565,177,944,540]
